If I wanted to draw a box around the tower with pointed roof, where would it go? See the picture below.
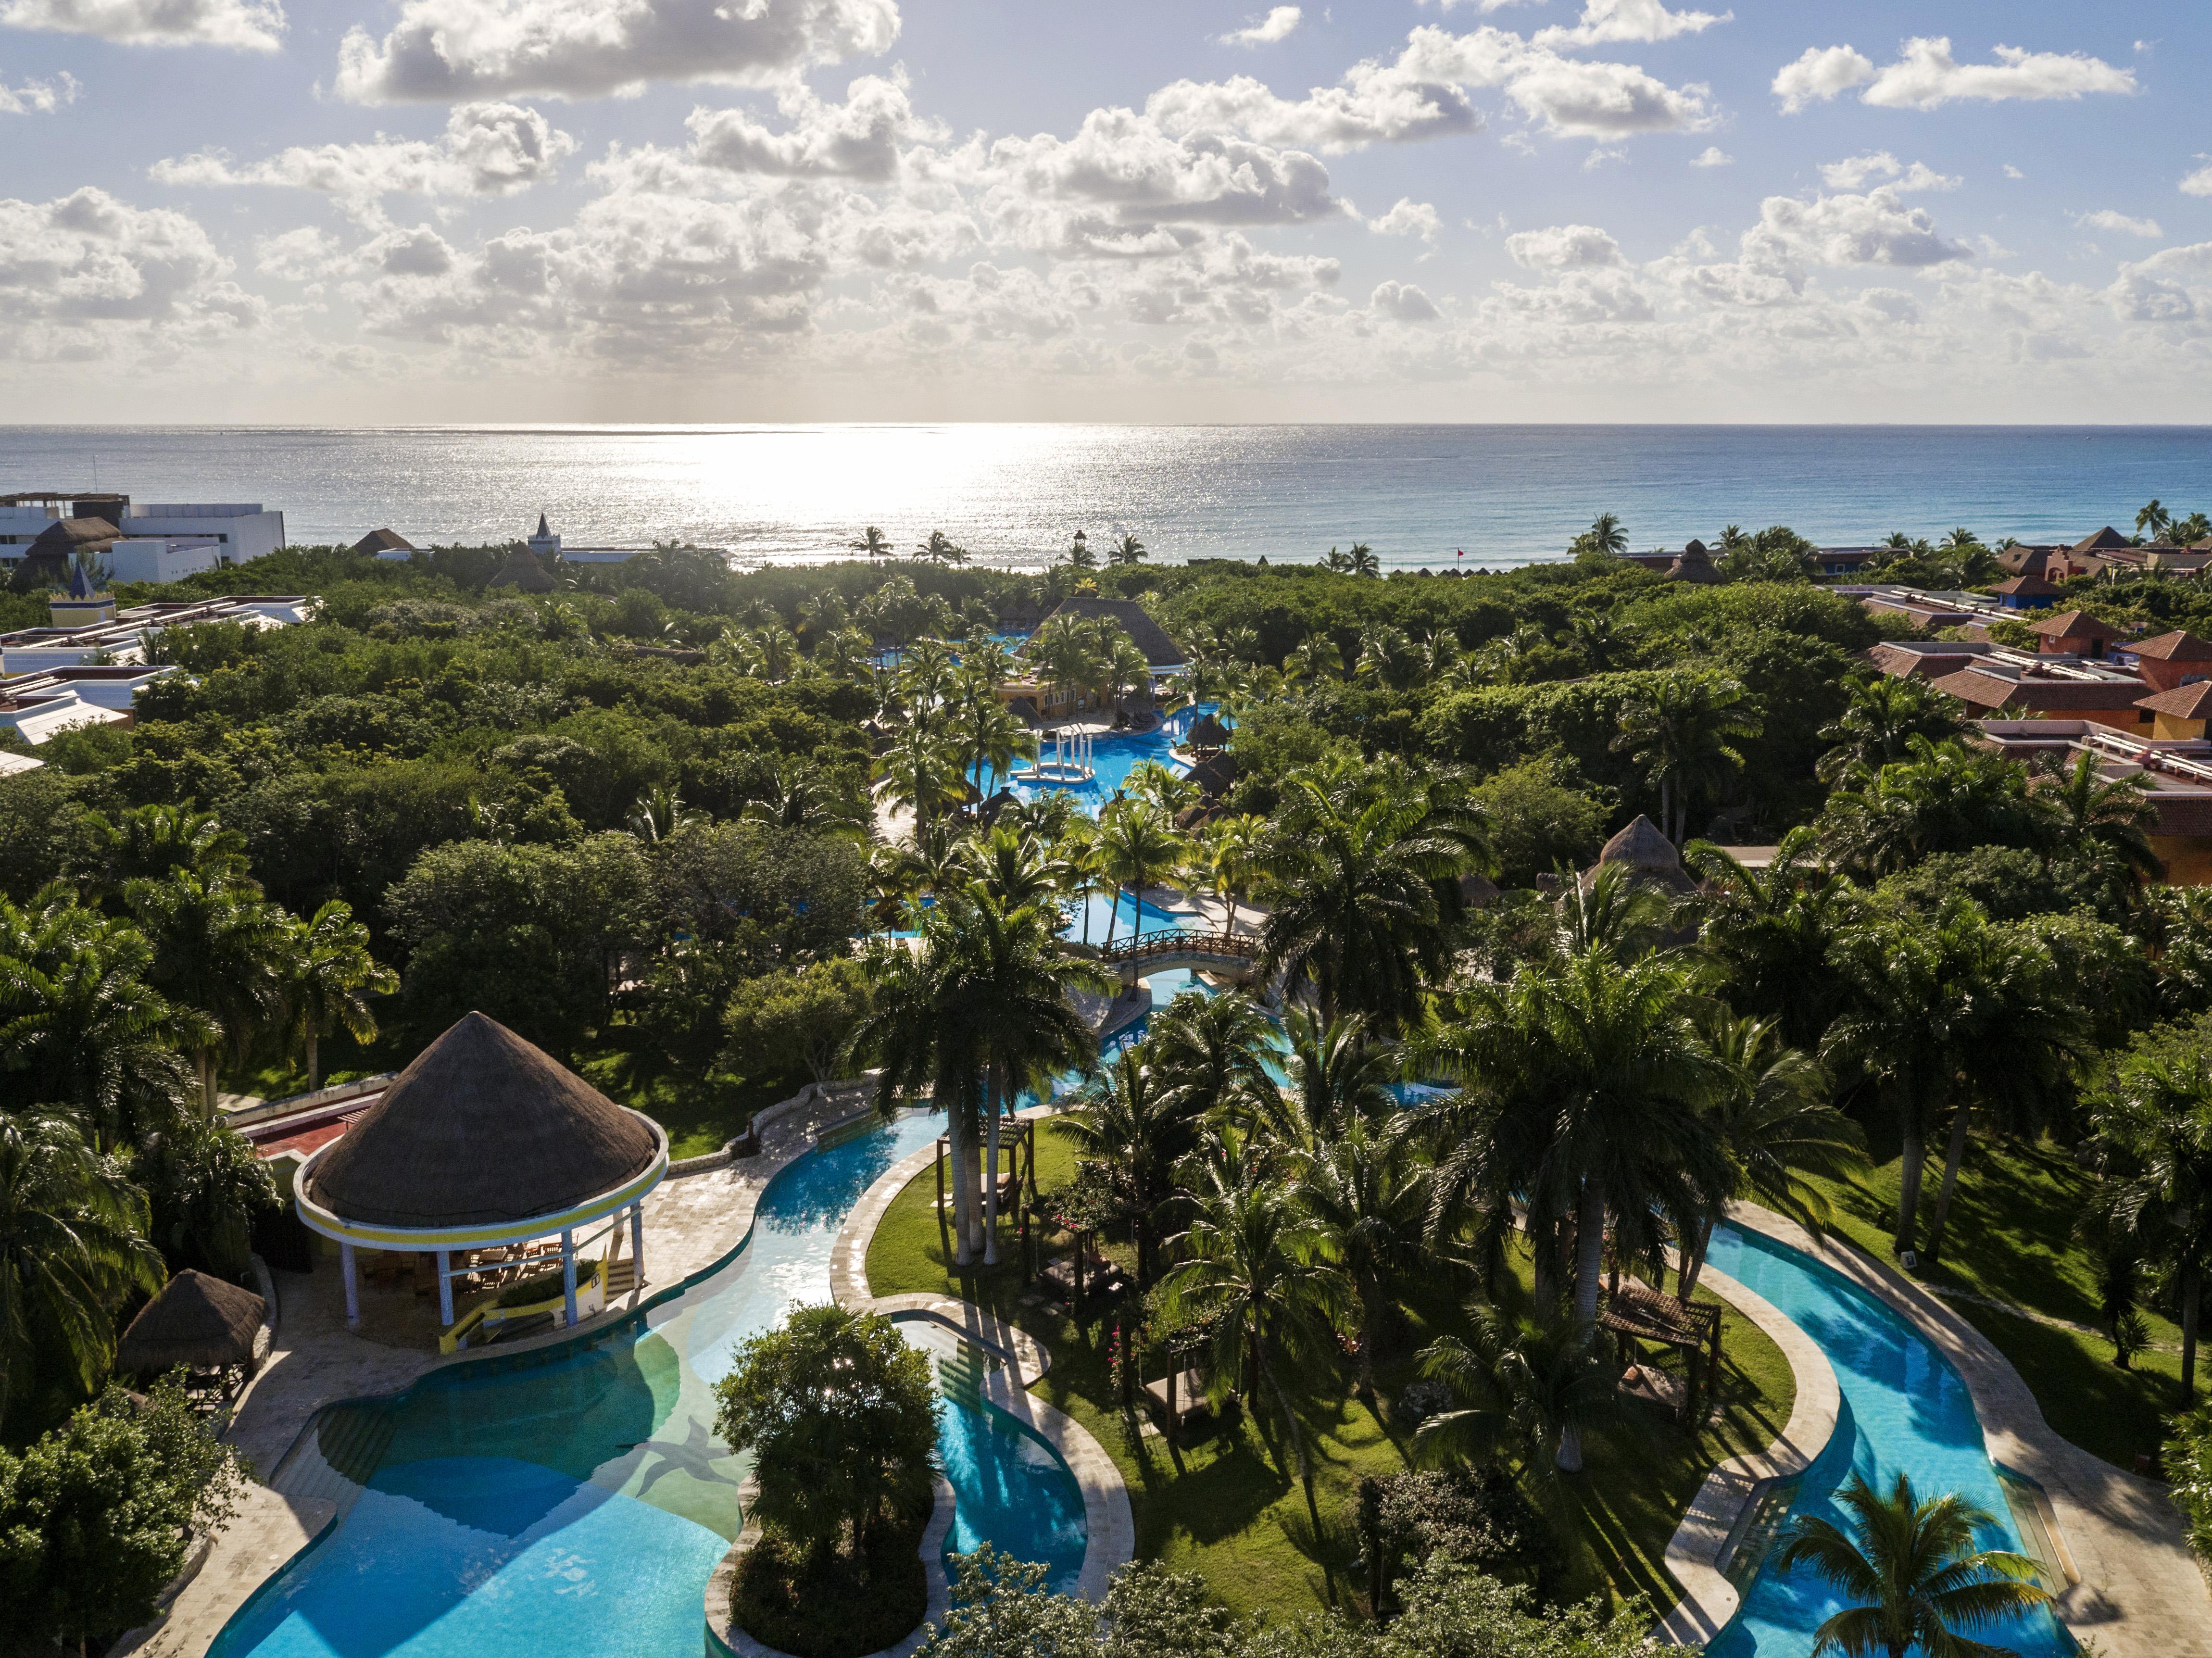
[527,512,561,561]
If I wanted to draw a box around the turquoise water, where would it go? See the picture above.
[212,1115,1088,1658]
[1703,1224,2070,1658]
[987,706,1204,817]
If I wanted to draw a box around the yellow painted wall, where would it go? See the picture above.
[2150,836,2212,887]
[2152,712,2210,741]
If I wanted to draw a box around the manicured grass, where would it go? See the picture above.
[865,1124,1795,1619]
[1801,1123,2195,1472]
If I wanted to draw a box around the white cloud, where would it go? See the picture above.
[1370,279,1439,320]
[689,76,942,182]
[985,109,1342,233]
[1776,37,2135,113]
[1817,152,1958,193]
[1532,0,1729,51]
[1506,223,1625,269]
[152,103,576,221]
[2004,164,2024,180]
[1689,146,1730,167]
[333,0,898,103]
[2183,158,2212,198]
[1749,187,1971,270]
[0,187,261,362]
[1369,198,1441,241]
[0,0,280,49]
[254,225,343,282]
[1144,62,1480,153]
[1771,45,1873,113]
[0,67,76,113]
[1220,6,1299,47]
[2077,209,2162,239]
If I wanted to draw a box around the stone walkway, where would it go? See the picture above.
[1653,1259,1841,1645]
[135,1091,866,1658]
[1732,1203,2212,1658]
[828,1130,1136,1605]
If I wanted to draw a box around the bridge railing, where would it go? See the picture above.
[1095,928,1258,964]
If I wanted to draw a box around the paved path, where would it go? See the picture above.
[1733,1203,2212,1658]
[1654,1260,1841,1645]
[828,1128,1136,1605]
[137,1091,867,1658]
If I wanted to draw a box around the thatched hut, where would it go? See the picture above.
[488,550,556,593]
[352,528,415,557]
[297,1012,666,1331]
[1186,712,1230,754]
[1580,814,1697,896]
[117,1269,265,1376]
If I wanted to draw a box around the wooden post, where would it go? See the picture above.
[1166,1363,1178,1450]
[561,1229,578,1328]
[437,1248,453,1327]
[1074,1229,1086,1307]
[631,1202,646,1291]
[341,1242,360,1329]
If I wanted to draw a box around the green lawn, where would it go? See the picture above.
[1803,1126,2193,1472]
[865,1124,1795,1619]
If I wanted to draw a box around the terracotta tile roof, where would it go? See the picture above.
[2136,680,2212,719]
[1868,643,1979,679]
[2027,609,2108,639]
[2128,630,2212,662]
[1992,574,2061,596]
[2073,526,2133,552]
[1931,667,2149,712]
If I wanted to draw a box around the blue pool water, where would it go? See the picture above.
[212,1115,1087,1658]
[986,705,1207,817]
[1703,1224,2069,1658]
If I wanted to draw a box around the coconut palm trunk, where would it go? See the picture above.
[982,1068,1004,1267]
[946,1109,974,1268]
[305,1025,321,1093]
[1895,1105,1927,1258]
[1571,1181,1606,1333]
[2185,1262,2202,1397]
[1923,1105,1974,1265]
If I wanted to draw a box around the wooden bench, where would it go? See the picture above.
[1143,1368,1215,1429]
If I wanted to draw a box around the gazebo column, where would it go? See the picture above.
[561,1228,578,1327]
[436,1248,453,1327]
[340,1242,360,1329]
[630,1202,646,1291]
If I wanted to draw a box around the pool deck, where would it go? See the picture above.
[1652,1257,1842,1645]
[1724,1202,2212,1658]
[828,1126,1137,1604]
[131,1089,872,1658]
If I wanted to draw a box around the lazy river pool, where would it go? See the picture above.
[211,1114,1087,1658]
[1703,1222,2072,1658]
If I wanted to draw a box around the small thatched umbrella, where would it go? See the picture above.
[117,1269,265,1375]
[1187,712,1230,752]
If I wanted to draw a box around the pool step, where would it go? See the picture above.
[605,1259,639,1298]
[936,1349,989,1410]
[270,1402,397,1518]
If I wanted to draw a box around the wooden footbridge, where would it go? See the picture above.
[1089,928,1262,980]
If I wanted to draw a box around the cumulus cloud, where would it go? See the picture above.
[1145,61,1480,153]
[0,0,280,49]
[333,0,898,103]
[2077,209,2162,239]
[688,75,943,181]
[0,186,260,362]
[0,67,76,113]
[1370,279,1439,320]
[254,225,343,282]
[1531,0,1729,51]
[1775,37,2135,113]
[1369,198,1441,241]
[1749,187,1971,270]
[2183,158,2212,198]
[1818,152,1958,193]
[1220,6,1299,47]
[986,109,1343,234]
[1689,146,1730,167]
[1507,223,1625,269]
[152,103,576,222]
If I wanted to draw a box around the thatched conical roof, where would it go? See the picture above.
[118,1269,264,1374]
[303,1012,658,1228]
[353,528,415,556]
[1598,814,1683,873]
[489,550,555,593]
[1187,712,1230,749]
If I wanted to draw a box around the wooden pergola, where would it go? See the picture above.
[1599,1271,1722,1422]
[934,1117,1037,1255]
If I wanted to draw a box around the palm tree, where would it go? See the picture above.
[285,901,396,1092]
[957,696,1039,795]
[627,784,691,843]
[1198,814,1265,936]
[0,1110,164,1430]
[1163,1171,1345,1526]
[1269,1009,1395,1148]
[1092,800,1186,975]
[1681,832,1856,1051]
[2091,1046,2212,1394]
[1356,624,1422,691]
[1285,634,1343,685]
[1773,1472,2050,1658]
[1414,1309,1618,1475]
[1110,532,1148,565]
[2036,749,2161,886]
[1058,1045,1202,1284]
[1816,677,1963,784]
[1816,738,2052,883]
[849,527,892,561]
[1678,1014,1864,1298]
[1147,988,1279,1129]
[1065,529,1096,571]
[1942,527,1982,552]
[1300,1112,1426,1398]
[1347,542,1380,578]
[1614,675,1760,845]
[953,825,1063,912]
[1255,771,1484,1029]
[2137,500,2173,542]
[917,530,968,565]
[1582,514,1628,557]
[1414,947,1726,1337]
[125,872,296,1114]
[76,804,251,901]
[876,724,968,853]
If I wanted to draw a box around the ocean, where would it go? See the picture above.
[3,424,2208,569]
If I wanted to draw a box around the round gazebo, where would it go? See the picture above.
[295,1011,668,1334]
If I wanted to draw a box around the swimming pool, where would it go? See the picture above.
[1702,1223,2071,1658]
[986,705,1209,815]
[213,1115,1089,1658]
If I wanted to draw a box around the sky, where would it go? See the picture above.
[3,0,2210,424]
